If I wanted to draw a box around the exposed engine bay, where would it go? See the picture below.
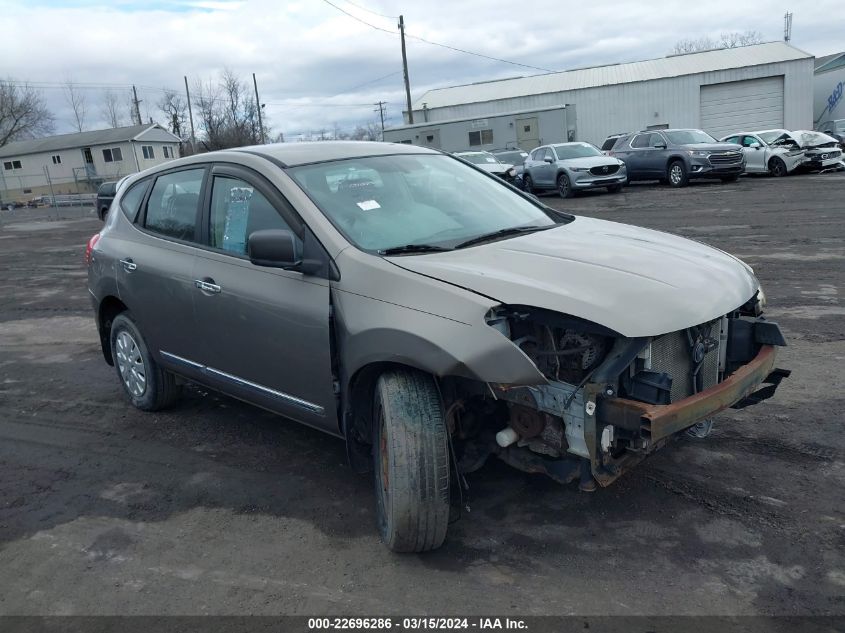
[442,293,789,490]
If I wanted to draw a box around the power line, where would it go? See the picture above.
[341,0,398,19]
[319,0,556,73]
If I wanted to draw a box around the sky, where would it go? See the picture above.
[1,0,842,140]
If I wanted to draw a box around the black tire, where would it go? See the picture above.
[110,312,180,411]
[522,174,534,194]
[667,160,688,188]
[557,173,574,198]
[607,184,623,193]
[720,175,739,183]
[373,369,450,552]
[769,157,787,177]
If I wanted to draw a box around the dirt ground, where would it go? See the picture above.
[0,174,843,617]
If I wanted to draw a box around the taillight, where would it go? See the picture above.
[85,233,101,265]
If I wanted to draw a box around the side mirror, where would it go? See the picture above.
[248,229,300,270]
[748,142,761,149]
[543,157,554,164]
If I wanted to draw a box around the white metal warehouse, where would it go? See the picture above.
[387,41,814,151]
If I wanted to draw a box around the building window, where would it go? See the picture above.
[51,155,62,165]
[468,129,493,146]
[3,160,22,170]
[23,188,32,194]
[103,147,124,163]
[142,145,155,160]
[163,146,173,159]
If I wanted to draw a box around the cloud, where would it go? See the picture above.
[3,0,841,137]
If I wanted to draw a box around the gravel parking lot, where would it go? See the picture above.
[0,174,843,617]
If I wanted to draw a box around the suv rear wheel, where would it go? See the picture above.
[373,368,450,552]
[667,160,689,187]
[110,313,180,411]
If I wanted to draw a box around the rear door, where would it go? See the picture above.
[115,166,206,366]
[190,164,336,432]
[620,133,654,177]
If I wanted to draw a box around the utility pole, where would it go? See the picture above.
[253,73,265,144]
[783,11,793,42]
[398,15,413,124]
[374,101,386,140]
[132,86,142,126]
[184,76,196,150]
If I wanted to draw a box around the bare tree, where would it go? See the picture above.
[673,30,764,55]
[191,69,269,151]
[100,89,124,128]
[63,79,87,132]
[0,79,55,148]
[349,122,380,141]
[157,89,188,139]
[719,30,764,48]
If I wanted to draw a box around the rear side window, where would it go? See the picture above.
[630,134,651,149]
[120,181,148,221]
[144,169,204,242]
[600,136,619,151]
[208,176,294,256]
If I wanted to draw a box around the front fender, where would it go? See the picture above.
[332,289,546,386]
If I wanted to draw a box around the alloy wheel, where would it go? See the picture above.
[670,164,683,185]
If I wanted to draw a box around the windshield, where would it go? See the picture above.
[757,130,787,144]
[664,130,717,145]
[288,154,559,252]
[459,152,499,165]
[494,151,527,165]
[834,121,845,132]
[553,143,602,159]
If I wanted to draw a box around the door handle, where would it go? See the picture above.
[194,279,222,294]
[120,258,137,272]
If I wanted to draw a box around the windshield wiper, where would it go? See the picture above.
[454,224,557,249]
[378,243,453,256]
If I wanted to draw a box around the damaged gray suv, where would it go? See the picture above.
[87,141,788,552]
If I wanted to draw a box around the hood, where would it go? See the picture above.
[680,143,741,152]
[476,163,512,174]
[387,217,758,338]
[778,130,838,149]
[559,155,623,168]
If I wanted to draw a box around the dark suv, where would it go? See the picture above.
[96,181,119,221]
[610,129,745,187]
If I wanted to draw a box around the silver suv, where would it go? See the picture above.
[610,129,745,187]
[87,142,787,552]
[522,142,627,197]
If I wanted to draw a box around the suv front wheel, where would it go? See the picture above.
[373,368,450,552]
[667,160,689,188]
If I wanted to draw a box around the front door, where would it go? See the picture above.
[116,167,206,364]
[190,165,336,432]
[741,135,767,173]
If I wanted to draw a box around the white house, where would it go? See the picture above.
[0,123,181,201]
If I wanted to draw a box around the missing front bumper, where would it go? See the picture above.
[597,344,784,445]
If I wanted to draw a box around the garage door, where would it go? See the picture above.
[700,76,784,138]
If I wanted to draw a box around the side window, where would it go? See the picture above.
[630,134,650,149]
[741,135,758,147]
[144,169,204,241]
[650,133,666,147]
[209,176,294,256]
[723,135,739,144]
[120,180,148,221]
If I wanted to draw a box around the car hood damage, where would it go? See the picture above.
[387,216,759,338]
